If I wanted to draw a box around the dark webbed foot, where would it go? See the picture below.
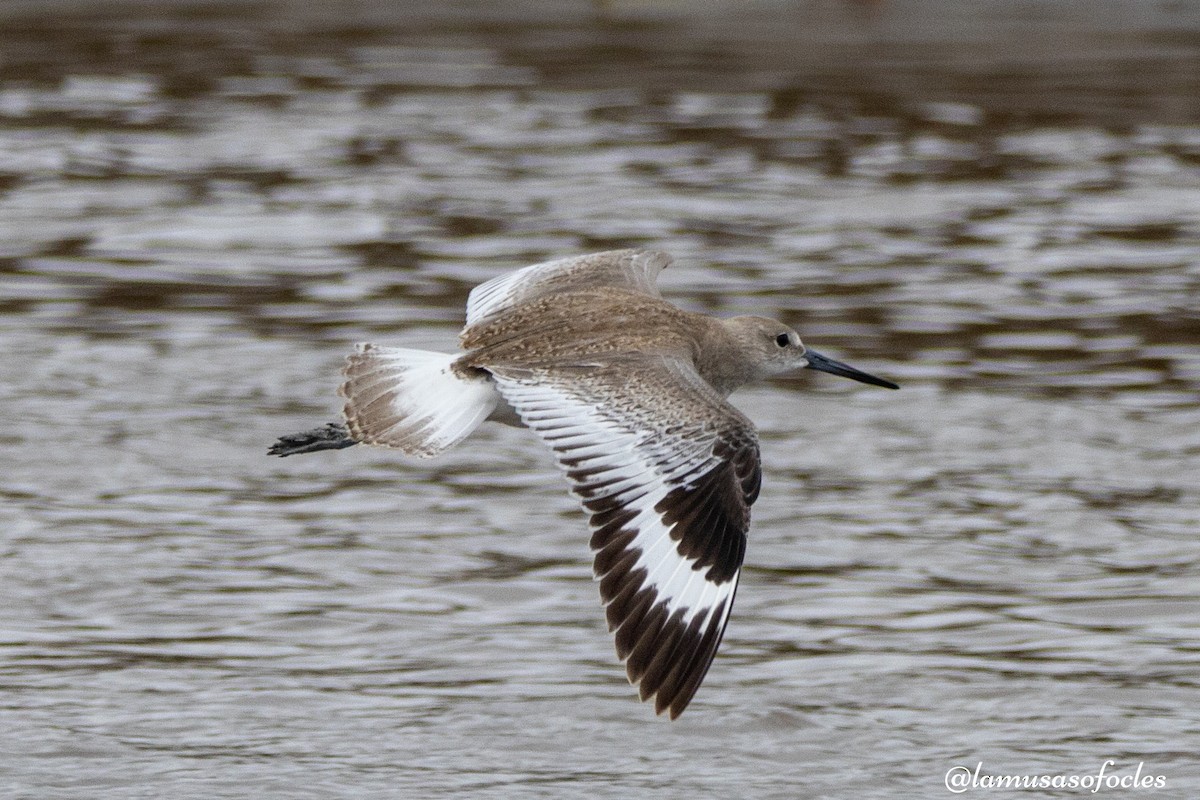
[269,422,358,456]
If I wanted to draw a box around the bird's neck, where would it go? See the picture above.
[692,315,757,397]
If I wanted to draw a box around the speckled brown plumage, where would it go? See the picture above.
[269,248,898,719]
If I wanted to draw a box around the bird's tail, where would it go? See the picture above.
[337,344,499,457]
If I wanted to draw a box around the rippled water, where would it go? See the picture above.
[3,2,1200,797]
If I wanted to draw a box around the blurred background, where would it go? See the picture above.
[2,1,1199,798]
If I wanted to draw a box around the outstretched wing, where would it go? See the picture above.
[488,356,761,718]
[465,249,672,328]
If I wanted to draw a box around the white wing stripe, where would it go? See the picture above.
[493,374,734,627]
[485,359,756,717]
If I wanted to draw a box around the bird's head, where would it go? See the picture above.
[723,316,899,389]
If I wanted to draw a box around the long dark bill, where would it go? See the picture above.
[804,349,899,390]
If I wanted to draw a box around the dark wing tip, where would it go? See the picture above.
[654,597,733,720]
[585,439,757,720]
[593,523,740,720]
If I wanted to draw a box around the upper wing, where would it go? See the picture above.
[488,356,761,718]
[464,249,672,327]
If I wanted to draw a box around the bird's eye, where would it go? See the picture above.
[775,333,791,348]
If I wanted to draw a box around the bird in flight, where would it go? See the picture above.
[270,249,898,718]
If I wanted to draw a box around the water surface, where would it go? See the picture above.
[2,2,1199,797]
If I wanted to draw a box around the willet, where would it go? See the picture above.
[270,249,898,718]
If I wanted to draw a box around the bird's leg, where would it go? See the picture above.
[268,422,358,456]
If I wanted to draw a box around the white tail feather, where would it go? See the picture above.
[339,344,498,457]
